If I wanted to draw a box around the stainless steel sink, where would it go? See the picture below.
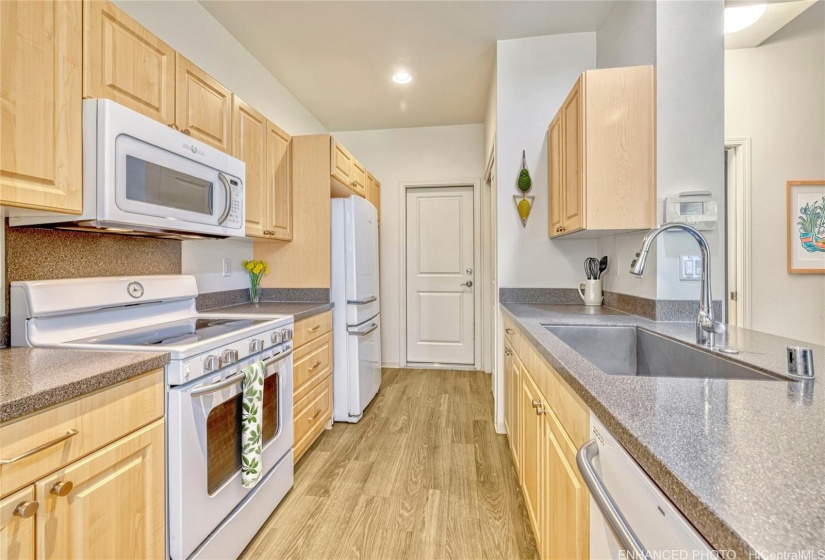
[544,325,782,381]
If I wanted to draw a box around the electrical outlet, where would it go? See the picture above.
[680,255,701,281]
[222,258,231,277]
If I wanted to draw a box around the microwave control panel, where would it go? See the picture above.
[224,177,244,229]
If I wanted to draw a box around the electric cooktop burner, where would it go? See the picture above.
[71,317,271,347]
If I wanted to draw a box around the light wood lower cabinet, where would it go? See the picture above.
[504,317,589,560]
[0,371,165,560]
[0,486,35,560]
[1,0,83,214]
[292,311,334,463]
[35,420,165,560]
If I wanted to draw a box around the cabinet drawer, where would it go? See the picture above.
[293,310,332,348]
[293,376,332,462]
[0,485,35,560]
[293,332,332,404]
[503,315,522,357]
[0,370,164,499]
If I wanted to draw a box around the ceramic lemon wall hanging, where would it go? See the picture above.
[514,150,534,227]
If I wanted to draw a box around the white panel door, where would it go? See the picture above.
[406,186,474,365]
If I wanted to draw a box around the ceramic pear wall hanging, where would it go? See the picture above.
[514,150,534,227]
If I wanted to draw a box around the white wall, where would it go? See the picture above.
[334,125,485,367]
[496,33,599,289]
[597,0,725,303]
[725,3,825,345]
[115,0,327,294]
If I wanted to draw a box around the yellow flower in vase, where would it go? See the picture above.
[244,260,269,304]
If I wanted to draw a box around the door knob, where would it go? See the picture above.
[461,280,473,287]
[51,481,73,497]
[466,268,473,275]
[13,501,38,519]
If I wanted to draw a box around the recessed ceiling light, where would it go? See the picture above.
[724,4,767,34]
[392,71,412,85]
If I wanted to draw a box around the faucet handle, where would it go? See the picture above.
[712,321,726,334]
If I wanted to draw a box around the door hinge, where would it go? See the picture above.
[730,291,738,302]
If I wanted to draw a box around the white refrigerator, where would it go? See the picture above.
[331,196,382,423]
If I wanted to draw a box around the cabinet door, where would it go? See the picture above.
[266,121,293,241]
[175,55,232,153]
[0,486,36,560]
[330,138,353,186]
[233,98,267,238]
[508,352,521,476]
[543,407,588,560]
[1,0,82,214]
[562,78,584,234]
[83,0,175,125]
[366,173,381,221]
[548,115,563,237]
[351,159,367,197]
[34,420,165,560]
[520,366,542,549]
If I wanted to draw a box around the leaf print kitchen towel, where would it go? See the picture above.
[241,361,265,488]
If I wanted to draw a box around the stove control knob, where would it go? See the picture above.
[249,339,264,353]
[271,331,282,344]
[204,355,221,372]
[222,349,239,365]
[283,328,293,341]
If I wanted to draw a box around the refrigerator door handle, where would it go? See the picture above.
[347,295,377,305]
[348,322,378,336]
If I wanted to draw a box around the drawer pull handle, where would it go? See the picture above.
[308,360,323,372]
[308,325,321,333]
[309,408,322,421]
[536,406,546,415]
[531,400,541,408]
[51,481,73,497]
[505,328,515,335]
[13,501,38,519]
[504,349,513,357]
[0,429,78,465]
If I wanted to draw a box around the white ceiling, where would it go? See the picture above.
[200,1,614,131]
[725,0,818,48]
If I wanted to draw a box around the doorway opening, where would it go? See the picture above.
[399,180,482,369]
[725,138,753,328]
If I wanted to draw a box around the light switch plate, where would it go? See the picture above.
[680,255,702,281]
[222,258,231,277]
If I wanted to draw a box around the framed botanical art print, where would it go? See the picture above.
[788,180,825,274]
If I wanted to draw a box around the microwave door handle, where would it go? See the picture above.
[217,172,232,225]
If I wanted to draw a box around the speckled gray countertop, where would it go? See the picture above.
[207,302,333,322]
[501,303,825,560]
[0,347,169,423]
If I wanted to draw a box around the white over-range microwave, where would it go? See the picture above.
[10,99,246,239]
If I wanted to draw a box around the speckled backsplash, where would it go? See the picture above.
[3,221,181,346]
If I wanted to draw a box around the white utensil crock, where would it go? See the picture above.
[578,279,603,306]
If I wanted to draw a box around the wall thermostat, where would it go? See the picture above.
[665,191,717,231]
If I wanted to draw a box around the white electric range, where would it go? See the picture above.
[10,275,295,560]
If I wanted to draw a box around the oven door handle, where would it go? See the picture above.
[191,371,245,397]
[217,172,232,225]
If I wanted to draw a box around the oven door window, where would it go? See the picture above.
[205,373,279,495]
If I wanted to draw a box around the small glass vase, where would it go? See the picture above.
[249,278,262,305]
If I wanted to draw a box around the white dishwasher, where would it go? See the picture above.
[578,413,714,559]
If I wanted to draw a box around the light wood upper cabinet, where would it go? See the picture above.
[34,420,165,560]
[175,54,232,152]
[233,97,267,238]
[351,159,367,197]
[0,486,35,560]
[83,0,175,125]
[548,66,656,238]
[366,173,381,221]
[1,0,83,214]
[331,138,353,187]
[561,80,584,234]
[548,115,563,237]
[266,121,293,241]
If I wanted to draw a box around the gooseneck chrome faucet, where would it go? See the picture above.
[629,223,725,347]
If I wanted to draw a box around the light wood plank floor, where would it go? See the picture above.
[241,368,538,560]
